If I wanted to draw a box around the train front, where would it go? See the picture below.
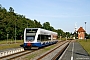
[24,28,38,49]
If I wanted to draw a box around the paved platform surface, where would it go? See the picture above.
[60,41,90,60]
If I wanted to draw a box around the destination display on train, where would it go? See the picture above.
[26,29,38,33]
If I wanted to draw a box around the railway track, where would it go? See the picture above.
[0,40,69,60]
[51,42,69,60]
[37,40,71,60]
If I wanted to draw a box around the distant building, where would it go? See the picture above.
[77,27,85,39]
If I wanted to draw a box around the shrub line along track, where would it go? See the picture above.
[37,40,71,60]
[0,40,67,60]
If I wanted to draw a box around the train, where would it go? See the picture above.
[24,28,58,49]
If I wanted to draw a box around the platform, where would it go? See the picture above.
[0,47,24,57]
[60,41,90,60]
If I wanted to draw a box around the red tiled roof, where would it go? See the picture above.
[77,27,85,32]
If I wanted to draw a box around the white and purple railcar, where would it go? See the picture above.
[24,28,58,49]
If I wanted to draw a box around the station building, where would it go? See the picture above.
[77,27,85,39]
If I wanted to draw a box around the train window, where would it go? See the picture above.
[26,36,35,42]
[37,35,51,42]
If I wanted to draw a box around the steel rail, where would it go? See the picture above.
[37,41,70,60]
[51,41,70,60]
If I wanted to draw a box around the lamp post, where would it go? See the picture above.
[85,22,87,40]
[85,22,86,32]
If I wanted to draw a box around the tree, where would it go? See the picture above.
[65,32,71,38]
[9,7,14,12]
[42,22,51,30]
[50,26,55,31]
[88,34,90,39]
[56,29,65,38]
[34,20,42,28]
[0,4,2,9]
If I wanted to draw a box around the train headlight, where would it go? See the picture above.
[27,43,31,46]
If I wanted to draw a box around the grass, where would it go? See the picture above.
[0,39,23,44]
[78,39,90,55]
[58,38,66,41]
[0,40,23,50]
[58,37,74,41]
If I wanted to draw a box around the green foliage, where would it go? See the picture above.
[65,32,71,38]
[34,20,42,28]
[55,29,66,38]
[9,7,14,12]
[42,22,51,30]
[85,33,90,39]
[0,4,42,40]
[42,22,55,31]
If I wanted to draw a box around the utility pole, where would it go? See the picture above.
[15,20,17,43]
[7,34,8,43]
[85,22,87,34]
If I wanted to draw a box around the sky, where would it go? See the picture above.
[0,0,90,33]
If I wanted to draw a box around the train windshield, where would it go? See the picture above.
[26,36,35,42]
[26,29,38,42]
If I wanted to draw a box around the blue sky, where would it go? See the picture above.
[0,0,90,33]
